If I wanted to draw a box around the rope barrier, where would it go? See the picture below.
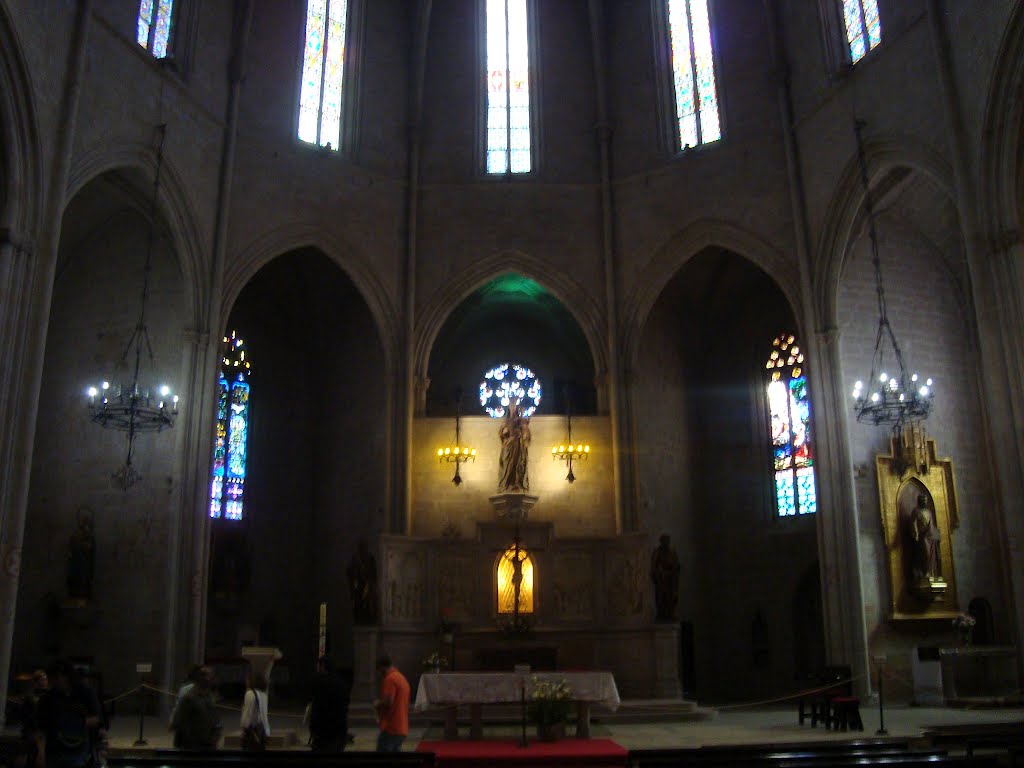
[138,683,307,720]
[713,674,868,711]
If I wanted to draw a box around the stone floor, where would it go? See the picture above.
[88,702,1024,752]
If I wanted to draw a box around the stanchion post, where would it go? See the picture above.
[134,662,152,747]
[874,655,887,736]
[519,679,527,748]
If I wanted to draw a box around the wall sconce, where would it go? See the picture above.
[550,388,589,483]
[437,389,476,486]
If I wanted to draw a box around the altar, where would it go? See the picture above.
[414,670,620,739]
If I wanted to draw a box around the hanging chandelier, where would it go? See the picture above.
[86,124,180,489]
[437,389,476,486]
[550,387,589,483]
[849,118,934,430]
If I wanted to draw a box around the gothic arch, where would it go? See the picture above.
[414,250,606,398]
[979,1,1024,243]
[0,4,42,237]
[66,142,206,327]
[814,134,958,329]
[225,222,399,371]
[621,219,796,370]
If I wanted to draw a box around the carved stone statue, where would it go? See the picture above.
[347,538,378,625]
[67,510,96,601]
[497,401,531,492]
[909,494,941,582]
[651,534,680,622]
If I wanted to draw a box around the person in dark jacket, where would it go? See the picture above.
[308,656,353,752]
[170,666,222,750]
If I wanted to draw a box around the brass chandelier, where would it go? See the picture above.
[849,118,934,430]
[86,124,180,489]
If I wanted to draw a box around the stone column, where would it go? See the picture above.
[160,327,215,705]
[810,328,870,693]
[0,236,34,726]
[0,0,93,724]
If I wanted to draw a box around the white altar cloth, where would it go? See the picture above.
[414,671,620,711]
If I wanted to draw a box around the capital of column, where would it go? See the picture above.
[182,327,211,348]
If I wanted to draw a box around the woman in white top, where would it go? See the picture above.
[240,673,270,750]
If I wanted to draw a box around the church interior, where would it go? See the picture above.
[1,0,1023,738]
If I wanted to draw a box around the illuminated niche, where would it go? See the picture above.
[496,545,534,614]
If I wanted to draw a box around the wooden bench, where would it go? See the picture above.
[629,745,996,768]
[921,721,1024,749]
[108,749,435,768]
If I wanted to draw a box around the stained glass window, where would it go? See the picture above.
[765,333,816,516]
[486,0,532,174]
[496,545,534,613]
[842,0,882,64]
[210,331,252,520]
[137,0,175,59]
[665,0,720,150]
[298,0,350,150]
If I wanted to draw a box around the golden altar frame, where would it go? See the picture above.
[876,427,961,620]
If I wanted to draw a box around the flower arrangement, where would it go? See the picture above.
[527,677,573,727]
[422,652,448,670]
[952,612,976,645]
[438,607,456,635]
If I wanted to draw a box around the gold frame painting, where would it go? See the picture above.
[876,431,960,620]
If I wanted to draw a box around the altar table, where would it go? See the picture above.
[414,671,620,739]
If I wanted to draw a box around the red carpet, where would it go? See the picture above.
[416,738,628,767]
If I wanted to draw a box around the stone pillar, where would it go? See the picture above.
[810,328,870,694]
[0,236,34,726]
[161,327,215,705]
[0,0,93,724]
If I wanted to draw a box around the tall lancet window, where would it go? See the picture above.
[137,0,175,58]
[842,0,882,64]
[210,331,252,521]
[298,0,350,150]
[485,0,533,174]
[765,333,816,517]
[665,0,720,150]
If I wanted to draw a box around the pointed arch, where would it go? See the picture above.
[224,222,399,372]
[0,4,43,237]
[414,249,606,397]
[66,142,207,328]
[979,1,1024,244]
[813,134,957,330]
[621,219,796,370]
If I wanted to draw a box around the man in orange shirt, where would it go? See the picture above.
[373,654,410,752]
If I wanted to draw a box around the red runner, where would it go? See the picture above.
[416,738,628,767]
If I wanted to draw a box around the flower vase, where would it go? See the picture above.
[535,721,565,742]
[960,628,973,647]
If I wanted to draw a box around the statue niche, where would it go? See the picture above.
[876,435,960,620]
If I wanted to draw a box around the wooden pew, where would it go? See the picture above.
[629,744,998,768]
[108,749,435,768]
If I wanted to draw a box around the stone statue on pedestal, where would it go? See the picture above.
[67,510,95,602]
[497,401,530,492]
[651,534,680,622]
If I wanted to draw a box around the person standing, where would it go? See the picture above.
[170,667,222,750]
[239,673,270,751]
[373,654,409,753]
[308,657,353,752]
[32,660,98,768]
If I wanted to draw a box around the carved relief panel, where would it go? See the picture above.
[551,550,594,622]
[382,539,426,624]
[604,537,646,621]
